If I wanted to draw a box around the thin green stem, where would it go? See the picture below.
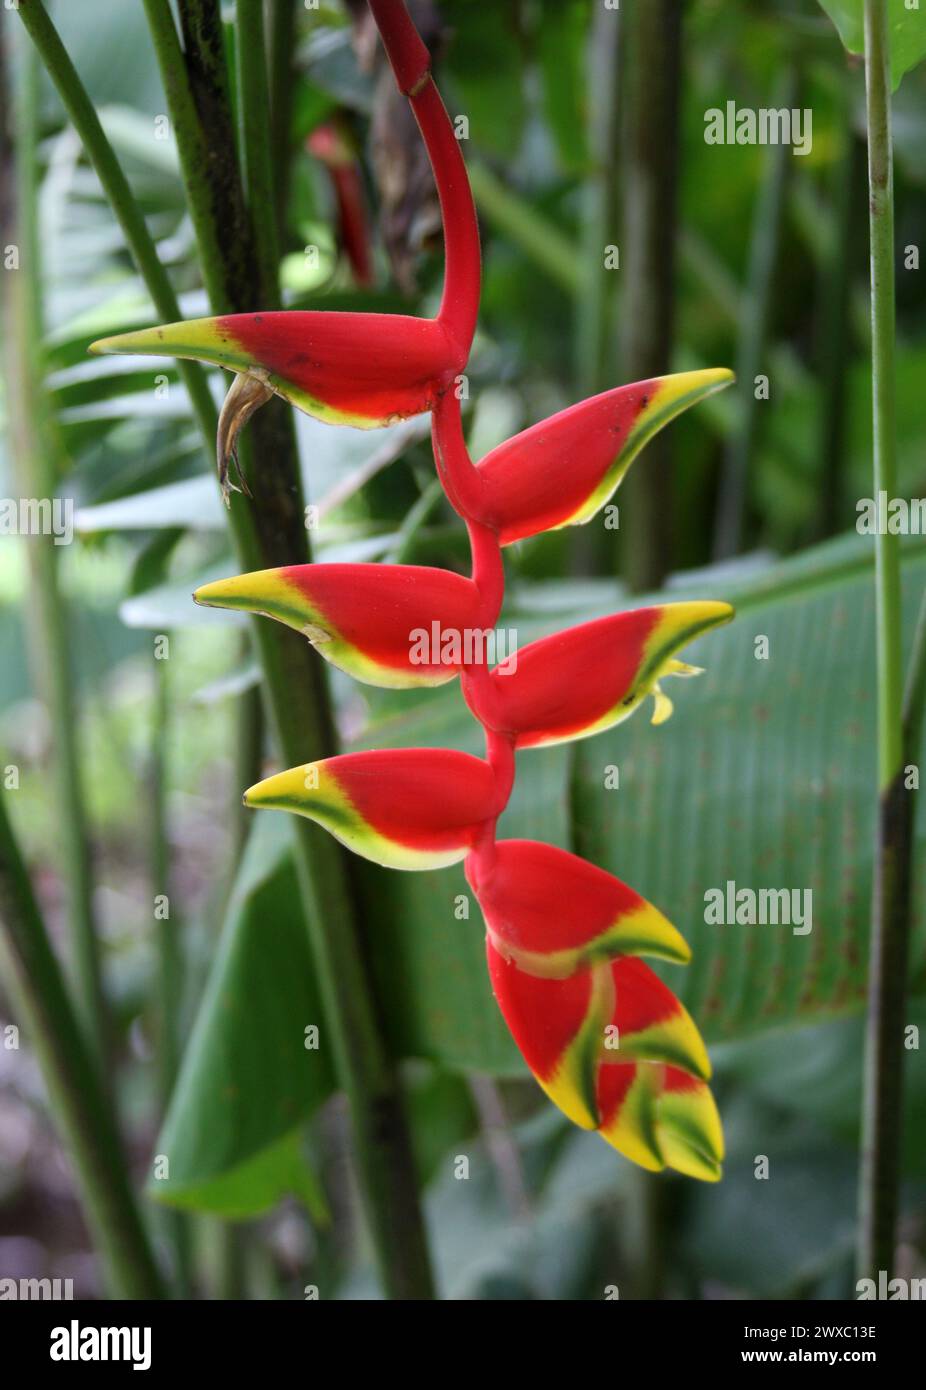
[150,649,193,1294]
[617,0,682,590]
[858,0,909,1285]
[2,22,108,1068]
[713,67,796,561]
[468,161,577,294]
[575,1,620,398]
[386,476,445,563]
[815,76,863,542]
[865,3,903,789]
[0,795,165,1298]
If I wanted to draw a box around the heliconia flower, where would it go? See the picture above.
[482,600,733,748]
[307,121,375,287]
[90,312,463,496]
[471,371,733,545]
[243,749,500,870]
[486,942,723,1181]
[466,839,691,972]
[194,562,491,690]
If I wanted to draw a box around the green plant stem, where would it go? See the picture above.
[575,1,620,398]
[713,67,795,561]
[858,0,909,1284]
[267,0,298,245]
[0,795,165,1298]
[236,0,281,301]
[2,22,108,1069]
[468,161,577,293]
[150,650,193,1294]
[815,76,863,542]
[616,0,682,591]
[571,0,621,577]
[23,0,432,1298]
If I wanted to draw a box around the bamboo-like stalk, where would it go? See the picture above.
[815,75,863,542]
[1,23,108,1069]
[18,0,433,1299]
[575,2,621,399]
[0,796,165,1298]
[266,0,298,249]
[616,0,682,591]
[149,649,193,1294]
[857,0,910,1284]
[571,0,620,577]
[236,0,281,301]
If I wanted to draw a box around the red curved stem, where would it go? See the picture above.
[431,388,488,521]
[368,0,481,355]
[467,519,504,628]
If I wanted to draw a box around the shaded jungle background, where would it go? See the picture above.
[0,0,925,1300]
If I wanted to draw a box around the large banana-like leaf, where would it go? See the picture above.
[151,815,333,1216]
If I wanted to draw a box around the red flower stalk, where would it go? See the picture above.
[307,120,375,288]
[112,1,734,1179]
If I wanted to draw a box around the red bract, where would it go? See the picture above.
[471,601,733,747]
[244,748,500,871]
[466,839,691,971]
[486,944,723,1180]
[91,312,462,497]
[194,561,496,689]
[431,371,732,542]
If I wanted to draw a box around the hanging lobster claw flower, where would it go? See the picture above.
[467,839,691,971]
[485,601,733,748]
[475,370,733,545]
[244,748,498,870]
[486,942,722,1180]
[90,312,463,499]
[194,563,486,690]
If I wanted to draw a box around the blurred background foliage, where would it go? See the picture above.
[1,0,925,1300]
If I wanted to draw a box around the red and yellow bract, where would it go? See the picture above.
[194,562,491,689]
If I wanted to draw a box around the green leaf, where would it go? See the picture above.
[153,1126,328,1223]
[817,0,926,89]
[150,815,335,1216]
[440,0,527,157]
[76,477,225,535]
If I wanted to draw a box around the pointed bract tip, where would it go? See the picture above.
[243,764,318,812]
[651,366,734,409]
